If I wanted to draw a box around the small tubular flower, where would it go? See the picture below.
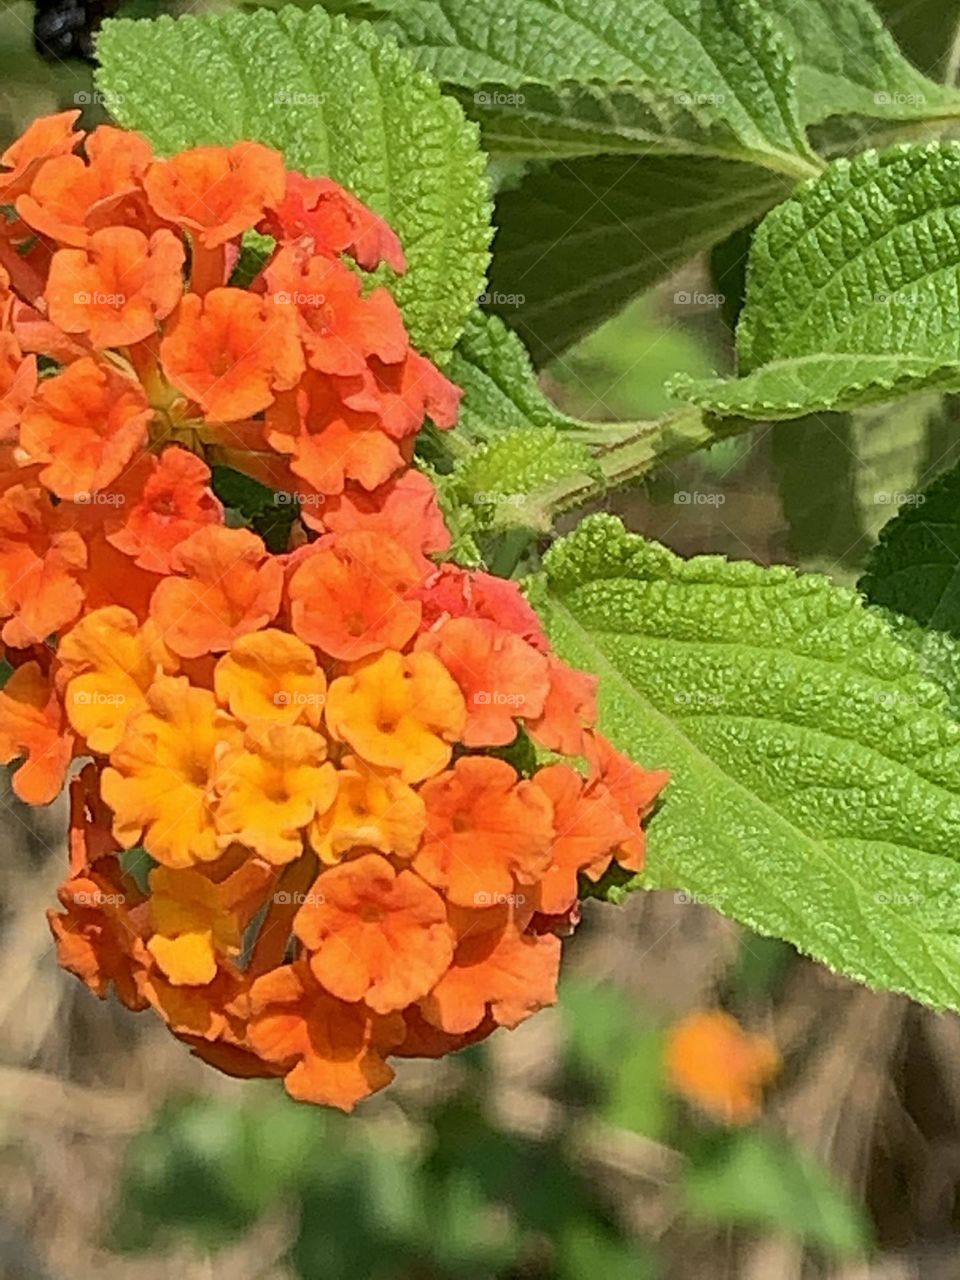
[414,756,555,909]
[102,676,242,868]
[149,526,283,658]
[247,960,404,1110]
[0,659,73,804]
[45,226,185,348]
[58,606,178,753]
[294,853,454,1013]
[19,356,153,501]
[159,288,304,421]
[213,629,327,728]
[0,484,87,646]
[214,721,336,865]
[325,649,466,784]
[309,754,425,864]
[286,531,422,660]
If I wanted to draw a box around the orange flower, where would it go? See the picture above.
[214,629,326,728]
[264,247,407,376]
[247,960,404,1110]
[295,853,454,1013]
[529,658,598,756]
[286,531,422,660]
[0,659,73,804]
[214,721,336,864]
[67,761,121,876]
[0,110,81,203]
[414,756,554,908]
[265,374,406,495]
[530,764,631,915]
[348,350,461,439]
[144,142,286,250]
[149,526,284,658]
[46,226,184,348]
[586,733,669,872]
[309,753,424,864]
[313,471,451,569]
[16,125,153,246]
[47,863,150,1011]
[0,484,87,646]
[0,333,36,443]
[419,904,561,1035]
[416,617,550,748]
[102,675,242,868]
[665,1010,781,1125]
[104,447,223,574]
[20,357,153,501]
[147,859,275,986]
[394,1006,496,1059]
[160,288,304,421]
[265,172,406,273]
[58,606,177,754]
[414,564,548,649]
[325,649,466,784]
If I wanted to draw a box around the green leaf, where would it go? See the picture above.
[488,154,793,365]
[767,0,960,126]
[95,5,491,360]
[860,459,960,636]
[352,0,821,179]
[684,1131,870,1257]
[872,0,960,86]
[675,143,960,419]
[529,513,960,1013]
[211,465,298,553]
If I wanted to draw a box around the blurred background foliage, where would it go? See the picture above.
[6,3,960,1278]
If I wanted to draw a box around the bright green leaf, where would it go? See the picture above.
[95,5,491,359]
[530,513,960,1013]
[675,144,960,419]
[349,0,821,178]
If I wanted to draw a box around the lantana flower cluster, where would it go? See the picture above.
[0,112,667,1109]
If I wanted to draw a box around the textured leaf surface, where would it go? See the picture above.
[768,0,960,126]
[489,155,792,365]
[352,0,819,177]
[861,460,960,637]
[530,514,960,1011]
[675,144,960,419]
[95,6,491,359]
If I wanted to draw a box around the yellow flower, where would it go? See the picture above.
[325,650,465,784]
[213,629,327,728]
[309,753,425,864]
